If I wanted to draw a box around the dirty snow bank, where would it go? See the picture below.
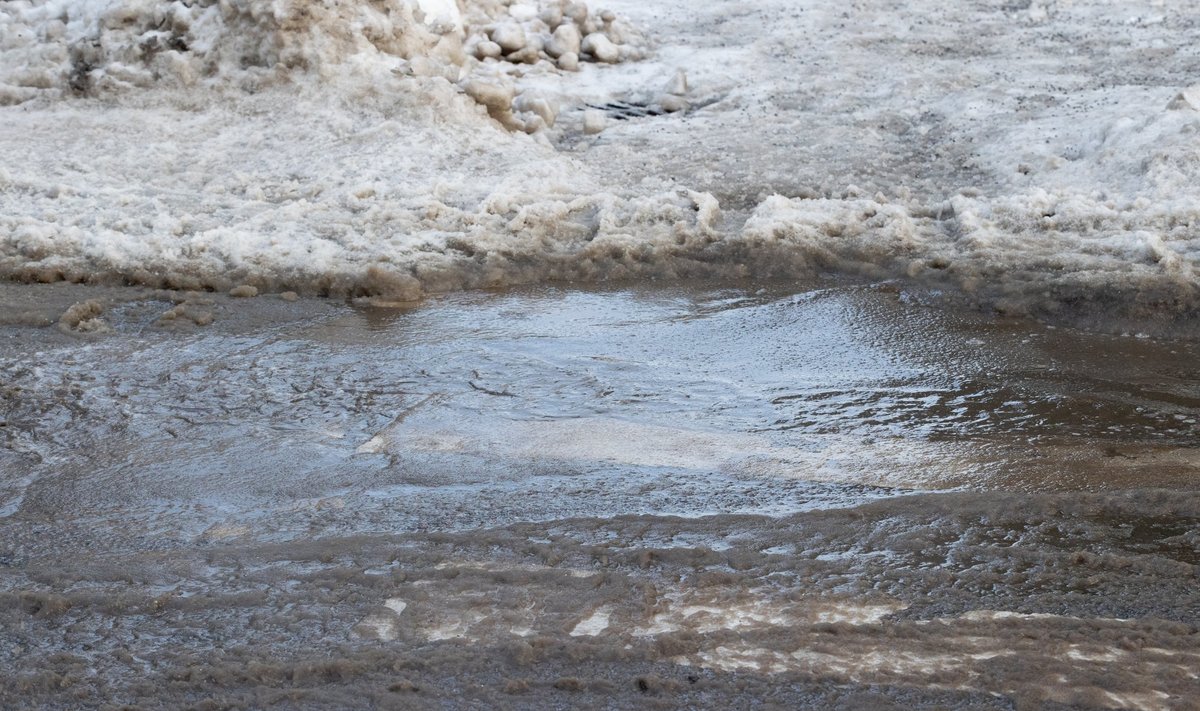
[0,0,644,99]
[3,0,1200,328]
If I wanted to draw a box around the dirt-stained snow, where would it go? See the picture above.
[2,0,1200,329]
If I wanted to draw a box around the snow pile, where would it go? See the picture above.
[0,107,726,298]
[464,0,645,71]
[0,0,464,101]
[2,0,648,130]
[743,190,1200,327]
[0,0,646,132]
[0,0,672,301]
[2,0,1200,331]
[737,97,1200,325]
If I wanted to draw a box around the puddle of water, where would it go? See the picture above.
[4,280,1199,543]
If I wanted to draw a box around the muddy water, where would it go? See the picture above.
[1,281,1198,709]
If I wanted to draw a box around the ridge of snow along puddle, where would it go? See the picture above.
[2,0,1200,332]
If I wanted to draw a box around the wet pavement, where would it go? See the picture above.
[1,280,1198,709]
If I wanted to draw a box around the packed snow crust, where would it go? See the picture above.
[3,0,1200,327]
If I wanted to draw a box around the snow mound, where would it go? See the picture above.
[3,0,1200,333]
[0,0,460,98]
[0,0,646,108]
